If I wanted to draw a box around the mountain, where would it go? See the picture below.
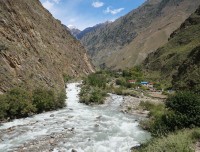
[80,0,200,69]
[143,5,200,91]
[0,0,94,94]
[69,27,81,38]
[76,21,111,40]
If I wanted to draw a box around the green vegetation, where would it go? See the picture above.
[79,67,146,105]
[80,72,108,105]
[63,74,72,83]
[140,91,200,136]
[133,128,200,152]
[136,91,200,151]
[0,87,66,121]
[143,6,200,91]
[80,85,107,105]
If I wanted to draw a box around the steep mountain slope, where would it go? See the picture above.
[76,21,111,40]
[80,0,200,69]
[69,27,81,38]
[143,6,200,91]
[0,0,94,94]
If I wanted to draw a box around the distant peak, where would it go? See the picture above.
[67,25,78,30]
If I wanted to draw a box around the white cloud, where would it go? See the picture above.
[42,0,54,10]
[67,25,77,29]
[104,7,124,15]
[92,1,104,8]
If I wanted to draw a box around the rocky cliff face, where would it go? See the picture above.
[0,0,94,94]
[80,0,200,69]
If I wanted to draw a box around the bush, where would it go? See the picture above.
[90,88,106,104]
[85,73,107,88]
[0,94,9,120]
[63,74,72,83]
[56,91,66,108]
[32,89,56,113]
[142,91,200,136]
[133,128,200,152]
[6,88,36,118]
[0,87,66,121]
[80,86,106,105]
[165,91,200,129]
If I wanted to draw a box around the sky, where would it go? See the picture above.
[40,0,146,30]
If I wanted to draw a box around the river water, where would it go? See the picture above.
[0,83,150,152]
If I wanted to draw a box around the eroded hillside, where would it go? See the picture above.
[0,0,94,94]
[143,5,200,91]
[80,0,200,69]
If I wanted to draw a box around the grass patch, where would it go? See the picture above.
[133,128,200,152]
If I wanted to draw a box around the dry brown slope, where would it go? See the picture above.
[105,0,200,69]
[0,0,94,94]
[81,0,163,68]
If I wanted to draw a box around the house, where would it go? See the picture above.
[148,82,154,88]
[140,81,149,86]
[128,80,136,84]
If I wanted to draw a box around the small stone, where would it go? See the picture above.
[70,127,75,131]
[94,124,99,127]
[64,126,68,129]
[96,116,102,119]
[49,139,54,145]
[71,149,77,152]
[50,114,55,117]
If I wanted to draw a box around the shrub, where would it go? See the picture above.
[6,88,36,118]
[56,91,66,108]
[133,128,200,152]
[0,94,9,120]
[164,91,200,130]
[85,73,107,88]
[80,86,106,105]
[90,88,106,104]
[63,74,72,83]
[33,89,56,113]
[116,78,126,86]
[142,91,200,136]
[0,87,66,121]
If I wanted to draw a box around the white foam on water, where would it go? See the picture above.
[0,82,150,151]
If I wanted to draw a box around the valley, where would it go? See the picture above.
[0,0,200,151]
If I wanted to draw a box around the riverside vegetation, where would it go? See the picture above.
[80,69,200,152]
[80,66,166,105]
[0,74,74,121]
[0,88,66,121]
[133,91,200,152]
[79,67,151,105]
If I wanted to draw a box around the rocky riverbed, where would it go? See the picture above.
[119,92,165,117]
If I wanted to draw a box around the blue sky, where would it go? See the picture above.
[40,0,146,30]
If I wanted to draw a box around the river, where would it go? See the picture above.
[0,83,150,152]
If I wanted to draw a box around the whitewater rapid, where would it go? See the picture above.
[0,83,150,152]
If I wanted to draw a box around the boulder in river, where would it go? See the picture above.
[71,149,77,152]
[50,114,55,117]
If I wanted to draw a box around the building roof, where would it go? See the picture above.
[141,81,149,84]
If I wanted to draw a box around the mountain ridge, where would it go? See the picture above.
[143,5,200,91]
[79,0,200,69]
